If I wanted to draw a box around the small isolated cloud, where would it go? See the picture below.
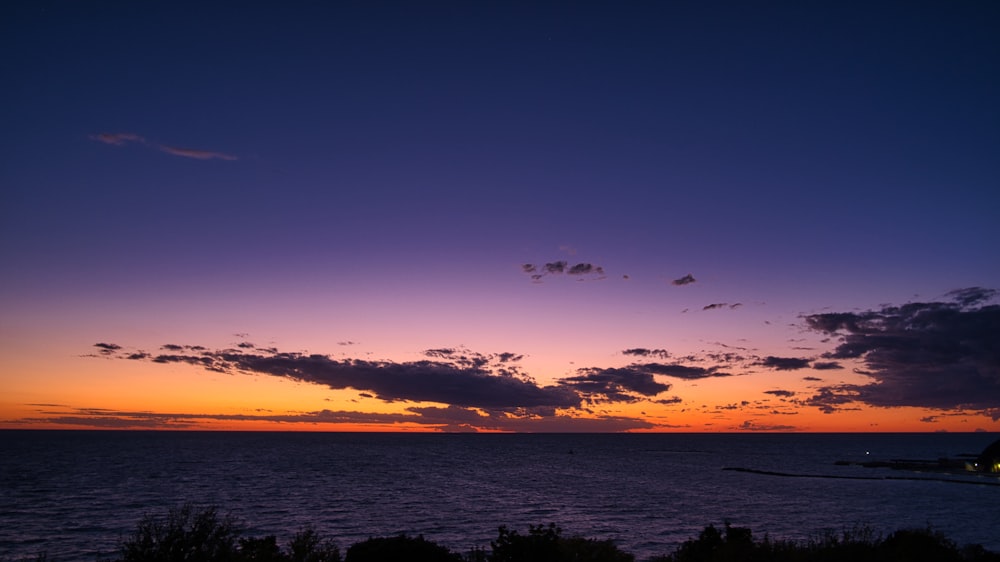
[89,132,145,146]
[622,348,670,359]
[672,274,696,286]
[764,390,796,398]
[158,145,238,161]
[521,260,606,282]
[93,342,122,355]
[759,356,811,371]
[803,288,1000,414]
[703,303,742,311]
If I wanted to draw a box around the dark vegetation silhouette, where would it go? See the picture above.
[344,535,461,562]
[113,505,339,562]
[485,524,633,562]
[11,505,999,562]
[648,522,1000,562]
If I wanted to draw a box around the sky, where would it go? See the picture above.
[1,1,998,432]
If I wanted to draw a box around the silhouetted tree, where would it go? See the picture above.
[344,534,460,562]
[488,524,632,562]
[120,505,240,562]
[287,528,340,562]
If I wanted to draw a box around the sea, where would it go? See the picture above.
[1,431,998,561]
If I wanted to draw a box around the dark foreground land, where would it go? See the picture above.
[14,505,1000,562]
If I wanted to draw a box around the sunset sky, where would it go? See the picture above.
[2,1,998,432]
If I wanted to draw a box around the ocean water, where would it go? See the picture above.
[1,431,998,561]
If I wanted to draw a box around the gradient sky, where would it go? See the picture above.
[2,1,998,432]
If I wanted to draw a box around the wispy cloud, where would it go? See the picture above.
[703,302,742,311]
[90,131,237,161]
[736,420,797,431]
[89,132,145,146]
[22,401,656,432]
[158,145,239,161]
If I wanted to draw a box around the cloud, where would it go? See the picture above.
[671,274,696,286]
[736,420,797,431]
[622,348,670,359]
[24,400,657,433]
[521,260,606,281]
[545,261,568,274]
[811,361,843,370]
[634,362,733,380]
[100,343,583,411]
[945,287,997,307]
[91,341,696,431]
[559,366,672,403]
[89,132,145,146]
[406,405,655,432]
[703,303,742,311]
[764,390,796,398]
[93,342,121,355]
[759,356,811,370]
[158,145,239,161]
[90,131,237,161]
[20,406,419,430]
[803,288,1000,413]
[567,263,605,275]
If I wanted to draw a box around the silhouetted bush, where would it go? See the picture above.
[114,505,339,562]
[488,524,633,562]
[120,505,241,562]
[879,528,963,562]
[650,522,1000,562]
[286,528,340,562]
[344,534,461,562]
